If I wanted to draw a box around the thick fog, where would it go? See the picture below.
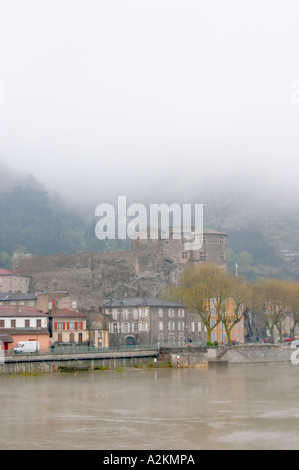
[0,0,299,216]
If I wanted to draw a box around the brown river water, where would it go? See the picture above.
[0,363,299,450]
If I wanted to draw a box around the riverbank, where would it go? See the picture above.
[0,344,295,376]
[0,349,160,376]
[218,343,293,364]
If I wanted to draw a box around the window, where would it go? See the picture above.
[113,323,119,333]
[198,322,201,332]
[219,252,225,261]
[158,308,163,317]
[199,252,207,261]
[178,321,184,331]
[159,321,163,331]
[11,319,16,328]
[56,322,63,330]
[122,322,129,333]
[168,309,174,317]
[169,335,175,344]
[25,319,30,328]
[0,320,4,328]
[112,311,118,320]
[141,322,147,331]
[133,322,139,333]
[133,309,138,320]
[168,321,175,330]
[181,251,188,260]
[203,236,207,245]
[191,322,195,332]
[36,319,41,328]
[219,236,225,245]
[140,309,147,317]
[178,308,184,317]
[165,240,169,245]
[122,310,128,320]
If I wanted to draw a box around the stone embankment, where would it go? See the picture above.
[217,344,294,364]
[160,346,208,368]
[0,344,295,376]
[0,350,159,375]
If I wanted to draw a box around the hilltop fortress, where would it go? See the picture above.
[13,227,228,310]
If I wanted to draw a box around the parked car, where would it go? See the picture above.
[263,338,270,343]
[283,336,293,343]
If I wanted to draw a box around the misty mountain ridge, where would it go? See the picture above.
[1,161,299,281]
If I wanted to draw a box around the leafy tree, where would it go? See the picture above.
[251,279,291,342]
[217,275,250,345]
[0,251,12,270]
[178,263,236,343]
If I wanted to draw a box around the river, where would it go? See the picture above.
[0,363,298,450]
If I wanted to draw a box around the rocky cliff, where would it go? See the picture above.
[13,249,185,310]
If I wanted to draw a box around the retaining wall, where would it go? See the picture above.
[219,344,293,363]
[159,346,208,368]
[0,351,158,375]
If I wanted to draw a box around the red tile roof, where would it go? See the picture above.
[0,268,30,277]
[51,308,85,318]
[0,305,46,317]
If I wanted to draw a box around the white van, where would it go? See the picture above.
[290,340,299,349]
[13,341,40,354]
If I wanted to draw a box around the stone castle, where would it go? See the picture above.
[12,227,228,311]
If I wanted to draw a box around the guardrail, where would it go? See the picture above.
[4,341,207,358]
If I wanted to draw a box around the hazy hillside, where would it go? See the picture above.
[1,163,299,281]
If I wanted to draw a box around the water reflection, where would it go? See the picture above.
[0,364,299,450]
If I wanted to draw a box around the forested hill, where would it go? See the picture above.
[0,169,299,282]
[202,191,299,281]
[0,174,127,269]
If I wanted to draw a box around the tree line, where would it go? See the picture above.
[163,262,299,345]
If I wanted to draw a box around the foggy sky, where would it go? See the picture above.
[0,0,299,214]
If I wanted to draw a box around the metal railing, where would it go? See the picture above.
[4,341,207,358]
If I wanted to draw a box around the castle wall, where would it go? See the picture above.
[12,229,227,311]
